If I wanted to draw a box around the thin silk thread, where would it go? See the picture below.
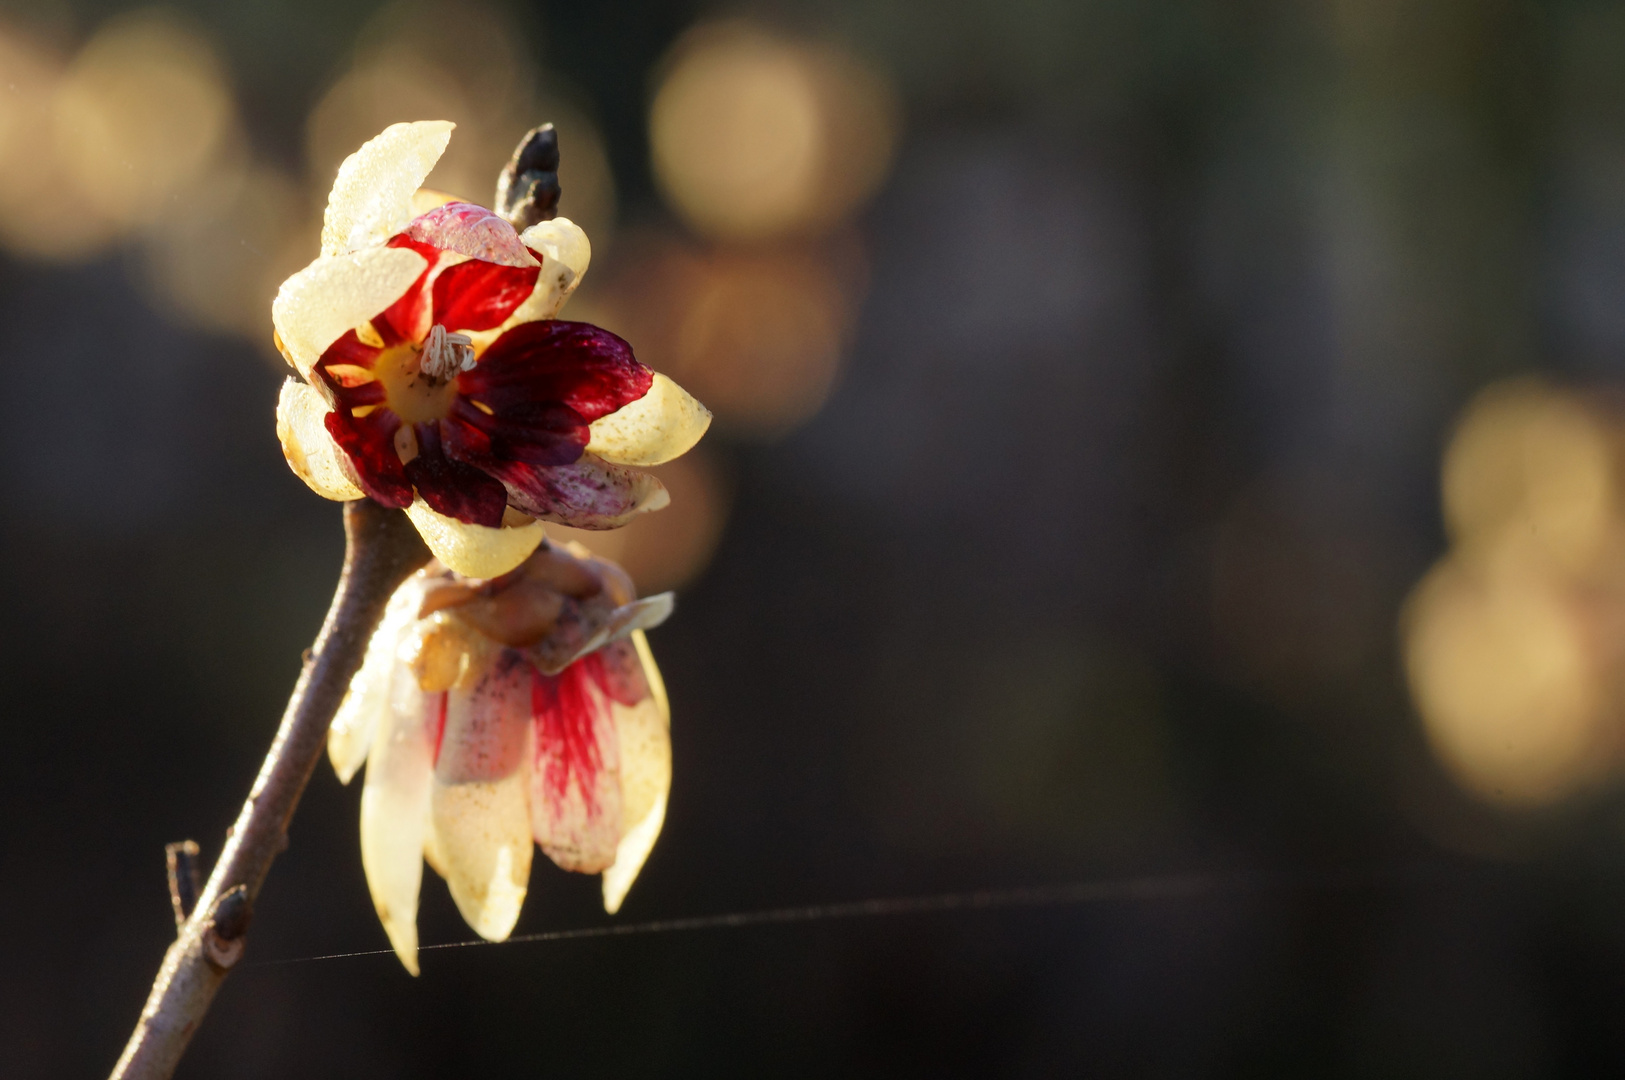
[249,866,1431,969]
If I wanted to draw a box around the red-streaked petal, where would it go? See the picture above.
[432,258,541,333]
[436,651,533,784]
[459,321,654,425]
[443,397,589,468]
[481,454,669,530]
[325,408,413,508]
[530,656,623,873]
[432,651,534,941]
[379,235,446,343]
[406,202,536,267]
[404,423,510,527]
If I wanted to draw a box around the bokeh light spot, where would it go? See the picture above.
[650,21,898,241]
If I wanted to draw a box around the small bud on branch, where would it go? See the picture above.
[495,123,561,230]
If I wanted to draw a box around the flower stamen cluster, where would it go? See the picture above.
[417,324,476,381]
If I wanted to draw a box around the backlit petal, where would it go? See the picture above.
[330,574,430,784]
[323,120,455,257]
[586,373,712,467]
[603,629,671,913]
[276,379,364,501]
[405,499,546,578]
[530,660,623,873]
[406,201,537,268]
[360,672,438,974]
[272,247,427,378]
[432,656,534,940]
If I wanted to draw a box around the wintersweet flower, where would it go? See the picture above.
[328,542,674,974]
[273,121,711,578]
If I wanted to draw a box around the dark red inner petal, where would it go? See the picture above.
[532,659,609,812]
[459,321,654,425]
[443,398,589,468]
[480,455,652,529]
[431,257,539,333]
[403,422,510,527]
[318,329,387,370]
[324,408,413,508]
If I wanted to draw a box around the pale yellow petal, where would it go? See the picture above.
[276,379,364,501]
[602,630,672,914]
[330,575,430,783]
[272,247,427,378]
[603,793,666,916]
[405,499,545,579]
[506,217,592,323]
[430,773,534,941]
[586,373,712,467]
[322,120,455,256]
[360,664,438,974]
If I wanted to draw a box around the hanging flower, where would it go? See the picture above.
[328,541,675,974]
[274,121,712,578]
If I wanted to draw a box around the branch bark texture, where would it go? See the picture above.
[111,501,431,1080]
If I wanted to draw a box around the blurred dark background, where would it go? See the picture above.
[5,0,1625,1075]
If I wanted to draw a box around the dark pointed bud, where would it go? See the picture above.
[165,840,202,927]
[495,124,562,231]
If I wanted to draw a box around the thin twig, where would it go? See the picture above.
[110,500,430,1080]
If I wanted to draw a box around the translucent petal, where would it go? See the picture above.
[277,379,364,501]
[431,774,533,940]
[322,120,455,257]
[360,666,438,974]
[330,574,430,783]
[405,498,545,579]
[586,373,712,467]
[431,657,535,940]
[602,792,666,915]
[272,247,428,379]
[602,631,672,913]
[529,667,624,874]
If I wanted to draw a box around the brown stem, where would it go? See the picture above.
[110,500,431,1080]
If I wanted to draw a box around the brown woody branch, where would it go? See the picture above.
[109,500,431,1080]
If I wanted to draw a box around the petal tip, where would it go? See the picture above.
[406,499,546,578]
[586,373,712,467]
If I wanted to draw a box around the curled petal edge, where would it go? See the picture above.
[492,217,591,328]
[277,379,364,500]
